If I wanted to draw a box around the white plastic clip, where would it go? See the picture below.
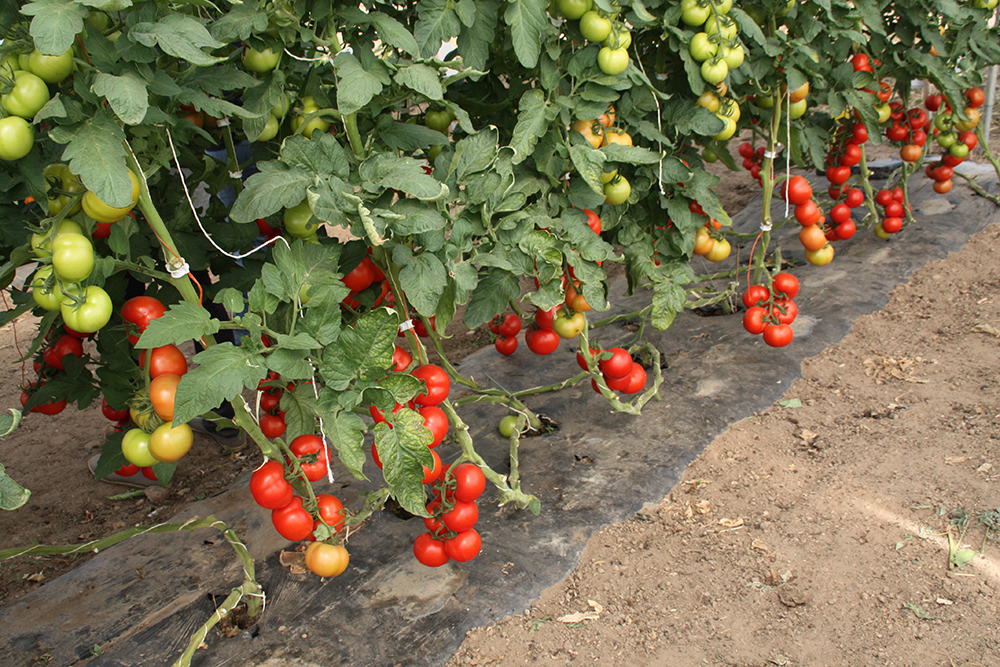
[229,170,243,179]
[168,259,190,278]
[763,150,781,159]
[398,319,416,333]
[215,117,230,127]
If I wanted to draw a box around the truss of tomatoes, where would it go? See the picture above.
[413,463,487,566]
[741,273,800,348]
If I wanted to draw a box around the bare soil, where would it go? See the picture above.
[3,143,1000,667]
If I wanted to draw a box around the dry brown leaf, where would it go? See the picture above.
[945,456,972,465]
[557,600,603,623]
[696,499,711,514]
[972,323,1000,337]
[751,539,768,551]
[976,462,993,473]
[279,550,308,575]
[26,571,45,582]
[719,517,744,528]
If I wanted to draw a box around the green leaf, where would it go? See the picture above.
[229,162,312,222]
[509,89,549,164]
[601,143,661,165]
[173,344,269,425]
[131,12,227,66]
[135,302,221,349]
[266,348,315,380]
[505,0,549,68]
[211,0,269,41]
[301,298,346,346]
[319,309,397,390]
[0,409,21,438]
[394,63,443,100]
[93,431,127,483]
[778,398,803,409]
[51,116,132,208]
[92,72,149,126]
[415,0,462,58]
[321,410,369,481]
[453,127,500,181]
[373,410,434,516]
[464,267,521,329]
[569,144,606,196]
[456,0,499,71]
[21,0,88,55]
[394,245,448,316]
[366,11,421,56]
[334,51,390,115]
[0,461,30,511]
[650,278,686,331]
[359,154,447,201]
[373,116,449,152]
[383,200,447,236]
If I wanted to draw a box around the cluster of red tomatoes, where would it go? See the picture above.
[741,273,800,348]
[738,142,767,186]
[781,176,834,267]
[871,187,908,237]
[250,454,350,578]
[490,313,522,356]
[883,104,929,163]
[413,462,487,566]
[118,296,198,468]
[580,346,647,395]
[19,326,91,416]
[257,369,288,439]
[920,88,984,195]
[370,362,452,481]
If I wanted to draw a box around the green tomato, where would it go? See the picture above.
[271,92,290,119]
[121,429,159,467]
[82,168,140,222]
[291,98,330,138]
[703,147,718,163]
[31,265,64,311]
[27,48,74,84]
[680,0,710,26]
[597,47,629,75]
[552,312,586,339]
[284,200,319,238]
[704,15,737,40]
[2,70,50,119]
[31,218,83,257]
[557,0,592,20]
[604,175,631,205]
[721,44,745,70]
[84,11,110,31]
[61,285,113,333]
[934,112,953,132]
[0,116,34,161]
[242,47,282,74]
[875,104,891,123]
[788,98,807,119]
[0,54,18,78]
[949,142,969,158]
[428,144,442,161]
[255,114,280,142]
[689,33,719,62]
[604,26,632,50]
[873,222,890,239]
[936,131,957,149]
[424,110,454,134]
[44,163,85,216]
[51,233,95,283]
[701,58,729,84]
[755,95,776,109]
[713,114,737,140]
[712,0,733,13]
[498,415,519,438]
[579,11,612,42]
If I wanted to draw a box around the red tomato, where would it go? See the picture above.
[826,165,851,185]
[840,143,862,167]
[771,272,799,300]
[289,434,329,482]
[139,344,188,378]
[452,463,486,502]
[445,529,482,562]
[743,306,767,335]
[534,307,559,331]
[598,347,632,380]
[392,345,412,372]
[762,323,794,347]
[341,260,375,292]
[829,203,851,224]
[882,216,903,234]
[622,363,646,394]
[102,398,130,422]
[43,334,83,370]
[272,496,314,542]
[259,389,281,412]
[420,406,449,448]
[772,299,798,324]
[412,364,451,406]
[423,449,443,484]
[525,328,560,355]
[742,285,770,308]
[782,176,813,205]
[312,494,345,534]
[845,188,864,208]
[835,221,857,240]
[494,336,517,356]
[794,200,822,226]
[121,296,167,345]
[583,209,602,234]
[250,460,294,509]
[149,373,181,421]
[441,500,479,532]
[413,532,450,567]
[875,189,893,207]
[260,412,287,438]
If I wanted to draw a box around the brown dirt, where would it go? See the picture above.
[4,143,1000,667]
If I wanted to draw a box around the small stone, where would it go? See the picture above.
[144,486,170,504]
